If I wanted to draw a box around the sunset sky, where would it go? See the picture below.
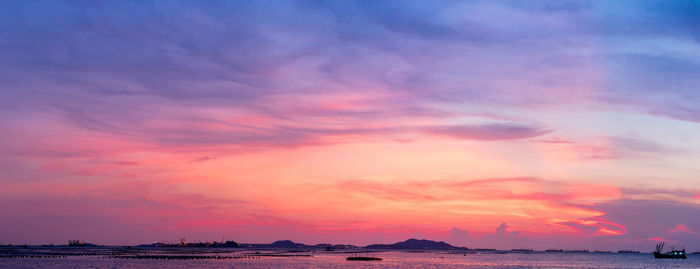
[2,0,700,250]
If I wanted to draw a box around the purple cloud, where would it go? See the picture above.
[428,123,549,141]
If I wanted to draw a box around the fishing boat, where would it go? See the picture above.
[653,242,686,259]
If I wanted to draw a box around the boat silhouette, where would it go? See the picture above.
[653,242,686,259]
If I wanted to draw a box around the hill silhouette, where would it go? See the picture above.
[364,238,466,250]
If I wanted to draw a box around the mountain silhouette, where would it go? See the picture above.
[364,238,465,250]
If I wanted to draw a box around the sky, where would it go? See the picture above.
[1,0,700,250]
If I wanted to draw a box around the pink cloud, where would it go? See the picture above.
[669,224,695,235]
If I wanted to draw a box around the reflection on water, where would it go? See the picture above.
[1,250,699,268]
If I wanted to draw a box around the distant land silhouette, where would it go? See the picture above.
[6,238,660,253]
[141,239,358,250]
[74,238,467,250]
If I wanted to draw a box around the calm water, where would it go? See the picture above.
[1,251,699,268]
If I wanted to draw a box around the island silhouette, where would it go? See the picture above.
[132,238,465,250]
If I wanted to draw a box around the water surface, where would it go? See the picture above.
[2,249,699,268]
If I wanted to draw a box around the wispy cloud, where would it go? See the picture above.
[428,124,550,141]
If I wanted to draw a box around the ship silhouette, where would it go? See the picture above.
[653,242,686,259]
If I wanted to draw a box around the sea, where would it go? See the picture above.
[1,249,699,268]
